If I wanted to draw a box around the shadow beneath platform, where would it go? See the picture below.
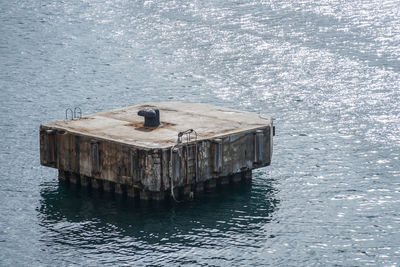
[37,175,279,250]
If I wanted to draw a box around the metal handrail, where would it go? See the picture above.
[65,108,73,120]
[74,107,82,119]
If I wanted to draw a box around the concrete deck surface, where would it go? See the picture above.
[42,102,272,149]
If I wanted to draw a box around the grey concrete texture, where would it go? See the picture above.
[40,102,274,200]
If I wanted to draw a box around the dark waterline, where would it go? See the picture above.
[1,0,399,266]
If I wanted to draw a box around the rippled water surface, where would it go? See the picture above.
[1,0,400,266]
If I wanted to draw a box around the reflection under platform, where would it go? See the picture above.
[37,174,278,250]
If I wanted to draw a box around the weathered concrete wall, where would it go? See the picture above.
[40,124,272,200]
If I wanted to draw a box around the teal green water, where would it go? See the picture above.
[1,0,399,265]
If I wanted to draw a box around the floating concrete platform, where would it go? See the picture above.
[40,102,274,201]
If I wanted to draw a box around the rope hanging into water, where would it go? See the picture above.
[169,129,199,203]
[170,145,180,203]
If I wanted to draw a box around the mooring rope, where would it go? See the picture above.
[170,145,180,203]
[169,129,199,203]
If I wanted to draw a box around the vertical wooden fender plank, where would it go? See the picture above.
[213,139,222,173]
[66,133,72,171]
[40,130,45,164]
[195,142,200,183]
[78,136,91,177]
[185,145,191,185]
[264,126,271,164]
[91,140,99,175]
[178,147,185,186]
[159,150,164,191]
[161,149,170,190]
[75,135,80,174]
[40,130,48,165]
[255,130,264,163]
[270,124,273,161]
[173,147,180,185]
[137,150,146,184]
[198,141,211,182]
[51,130,58,165]
[46,130,52,164]
[130,150,139,184]
[42,129,57,166]
[149,151,162,191]
[55,130,64,170]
